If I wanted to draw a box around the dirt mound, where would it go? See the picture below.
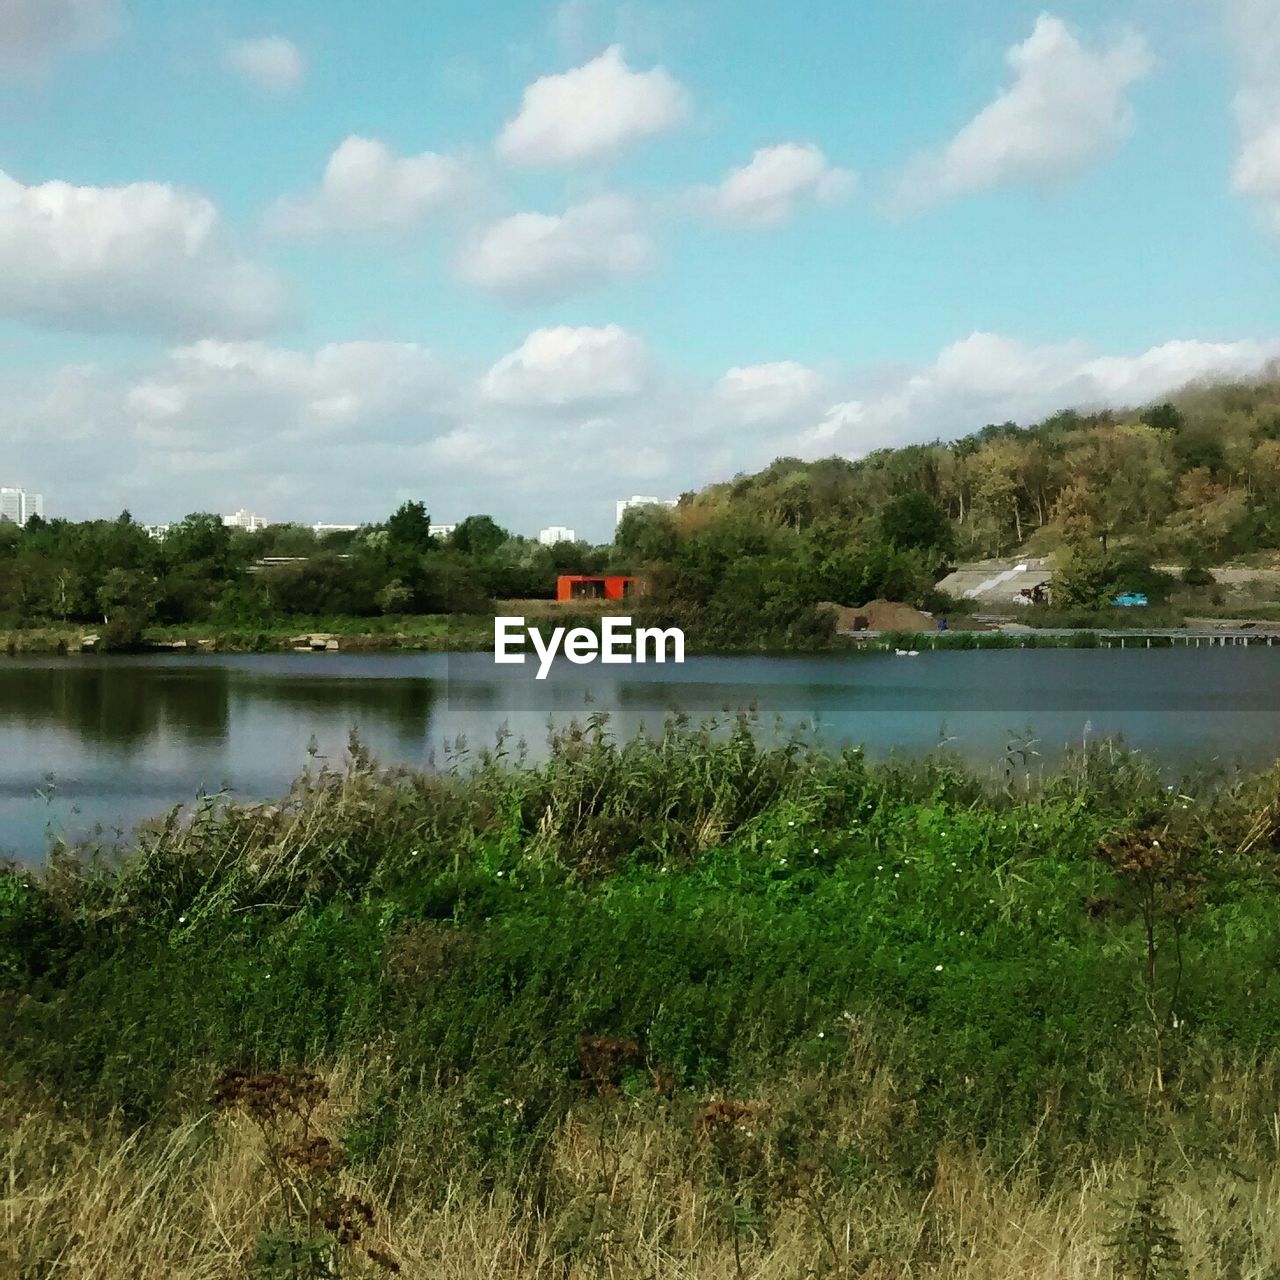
[818,599,933,633]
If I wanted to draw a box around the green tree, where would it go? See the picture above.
[451,514,508,557]
[385,501,434,554]
[879,491,953,554]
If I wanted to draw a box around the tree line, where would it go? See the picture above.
[617,374,1280,639]
[0,504,609,646]
[4,374,1280,647]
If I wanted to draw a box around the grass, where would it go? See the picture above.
[3,718,1280,1275]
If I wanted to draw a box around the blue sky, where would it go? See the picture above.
[0,0,1277,539]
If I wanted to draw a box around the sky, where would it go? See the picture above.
[1,0,1278,541]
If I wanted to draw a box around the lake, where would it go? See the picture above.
[4,647,1280,861]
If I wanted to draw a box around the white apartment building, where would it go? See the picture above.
[0,487,44,526]
[429,523,457,538]
[538,525,576,545]
[615,495,678,528]
[223,508,269,532]
[312,522,360,535]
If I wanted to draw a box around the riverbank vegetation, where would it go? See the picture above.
[5,375,1280,652]
[3,720,1280,1276]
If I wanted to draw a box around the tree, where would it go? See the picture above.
[1141,402,1184,434]
[879,491,953,554]
[385,501,434,554]
[164,513,236,579]
[616,505,679,561]
[375,579,413,614]
[96,567,160,649]
[451,514,507,557]
[96,568,159,625]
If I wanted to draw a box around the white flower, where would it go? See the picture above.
[877,864,884,871]
[178,915,186,924]
[813,846,819,854]
[496,870,505,877]
[788,820,795,827]
[934,964,944,972]
[817,1031,824,1038]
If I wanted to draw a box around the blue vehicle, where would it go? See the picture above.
[1112,592,1149,608]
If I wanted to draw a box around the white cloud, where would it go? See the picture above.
[224,36,307,94]
[897,15,1153,208]
[1227,0,1280,231]
[0,0,118,73]
[456,194,655,302]
[126,340,454,443]
[0,170,287,337]
[790,333,1280,459]
[268,136,472,238]
[717,361,825,422]
[497,45,691,167]
[483,325,651,406]
[701,144,855,227]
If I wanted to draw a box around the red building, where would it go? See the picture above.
[556,575,644,603]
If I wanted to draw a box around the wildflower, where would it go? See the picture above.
[788,820,795,827]
[178,915,186,924]
[894,873,900,879]
[496,870,505,877]
[817,1031,825,1038]
[934,964,944,972]
[812,846,819,854]
[877,864,884,871]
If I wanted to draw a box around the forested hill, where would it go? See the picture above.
[614,375,1280,640]
[684,375,1280,560]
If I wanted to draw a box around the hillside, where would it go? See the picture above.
[617,374,1280,641]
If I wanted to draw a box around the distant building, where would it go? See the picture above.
[429,523,457,539]
[143,524,171,540]
[538,525,576,546]
[615,495,677,528]
[223,508,269,532]
[0,486,44,527]
[311,522,360,535]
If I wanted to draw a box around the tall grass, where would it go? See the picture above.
[3,718,1280,1275]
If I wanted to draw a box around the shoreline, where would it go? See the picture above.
[6,616,1280,658]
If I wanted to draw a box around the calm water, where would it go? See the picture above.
[4,648,1280,860]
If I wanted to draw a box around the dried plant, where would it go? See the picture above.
[210,1067,398,1278]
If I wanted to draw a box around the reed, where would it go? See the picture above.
[3,720,1280,1275]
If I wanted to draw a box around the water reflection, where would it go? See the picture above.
[0,658,437,750]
